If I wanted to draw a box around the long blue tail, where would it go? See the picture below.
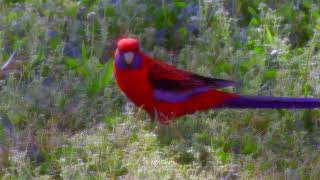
[222,95,320,109]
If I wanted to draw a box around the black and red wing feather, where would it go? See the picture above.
[147,60,236,91]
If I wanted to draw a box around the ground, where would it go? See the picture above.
[1,0,320,179]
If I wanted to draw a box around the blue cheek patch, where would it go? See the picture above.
[115,54,126,69]
[132,54,142,69]
[115,53,142,70]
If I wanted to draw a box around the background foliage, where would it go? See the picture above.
[1,0,320,179]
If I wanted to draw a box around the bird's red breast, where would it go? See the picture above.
[114,54,155,117]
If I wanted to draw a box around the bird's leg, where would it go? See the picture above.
[146,108,158,130]
[151,108,158,123]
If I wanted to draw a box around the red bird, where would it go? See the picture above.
[114,38,320,124]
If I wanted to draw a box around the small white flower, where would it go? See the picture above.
[270,49,281,56]
[256,27,263,32]
[60,157,66,163]
[190,16,199,21]
[87,11,96,20]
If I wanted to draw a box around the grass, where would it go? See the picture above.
[1,0,320,179]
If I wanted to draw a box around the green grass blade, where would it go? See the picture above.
[100,58,114,88]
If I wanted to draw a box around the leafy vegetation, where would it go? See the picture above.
[1,0,320,179]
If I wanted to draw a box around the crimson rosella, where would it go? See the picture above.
[114,38,320,124]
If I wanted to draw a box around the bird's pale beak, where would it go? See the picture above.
[124,52,134,64]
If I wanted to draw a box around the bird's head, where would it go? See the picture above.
[115,38,142,70]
